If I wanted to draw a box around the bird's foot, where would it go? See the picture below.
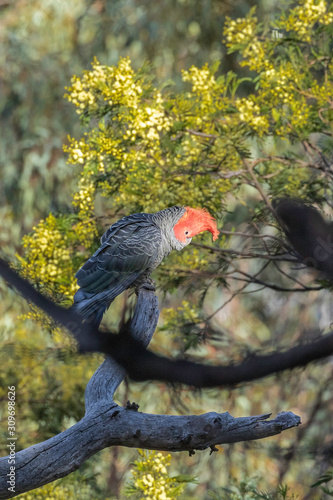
[126,400,140,411]
[135,277,156,295]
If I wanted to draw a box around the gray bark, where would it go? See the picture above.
[0,289,301,499]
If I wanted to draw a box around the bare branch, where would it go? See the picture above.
[185,129,218,140]
[242,157,277,217]
[192,242,298,262]
[0,407,300,499]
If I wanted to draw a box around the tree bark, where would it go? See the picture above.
[0,289,301,499]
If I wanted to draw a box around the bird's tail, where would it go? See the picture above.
[69,290,108,329]
[69,303,106,329]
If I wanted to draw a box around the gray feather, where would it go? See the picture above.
[72,207,186,326]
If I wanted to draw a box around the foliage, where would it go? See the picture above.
[17,214,79,299]
[0,325,101,447]
[16,483,96,500]
[1,0,333,498]
[0,0,268,232]
[63,56,231,217]
[18,0,333,300]
[124,450,196,499]
[209,476,297,499]
[14,470,112,499]
[224,0,333,140]
[311,469,333,497]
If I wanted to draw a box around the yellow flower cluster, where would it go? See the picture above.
[130,450,184,500]
[182,64,225,120]
[72,177,95,215]
[18,214,77,297]
[182,64,218,95]
[287,98,311,135]
[64,58,232,216]
[223,12,269,72]
[65,57,143,114]
[285,0,333,41]
[65,133,123,181]
[66,77,96,113]
[223,1,333,140]
[224,15,256,45]
[311,81,333,106]
[74,218,98,249]
[162,300,200,329]
[123,92,172,145]
[235,98,269,135]
[64,137,92,165]
[261,66,296,104]
[256,64,303,128]
[242,40,268,72]
[224,1,332,75]
[16,483,70,500]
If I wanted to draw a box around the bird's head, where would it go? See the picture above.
[173,206,219,245]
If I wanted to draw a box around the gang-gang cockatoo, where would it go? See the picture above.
[72,206,219,326]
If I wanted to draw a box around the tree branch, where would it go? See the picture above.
[0,405,301,499]
[0,287,301,497]
[1,258,333,389]
[85,287,159,411]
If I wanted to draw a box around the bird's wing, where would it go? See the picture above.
[75,220,162,297]
[100,212,151,245]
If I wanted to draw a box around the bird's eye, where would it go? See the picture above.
[185,230,189,236]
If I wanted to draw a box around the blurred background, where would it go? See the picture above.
[1,1,333,499]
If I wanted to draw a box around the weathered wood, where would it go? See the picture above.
[85,287,159,411]
[0,289,301,499]
[0,406,301,499]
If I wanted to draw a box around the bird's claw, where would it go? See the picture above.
[142,282,156,291]
[135,278,156,294]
